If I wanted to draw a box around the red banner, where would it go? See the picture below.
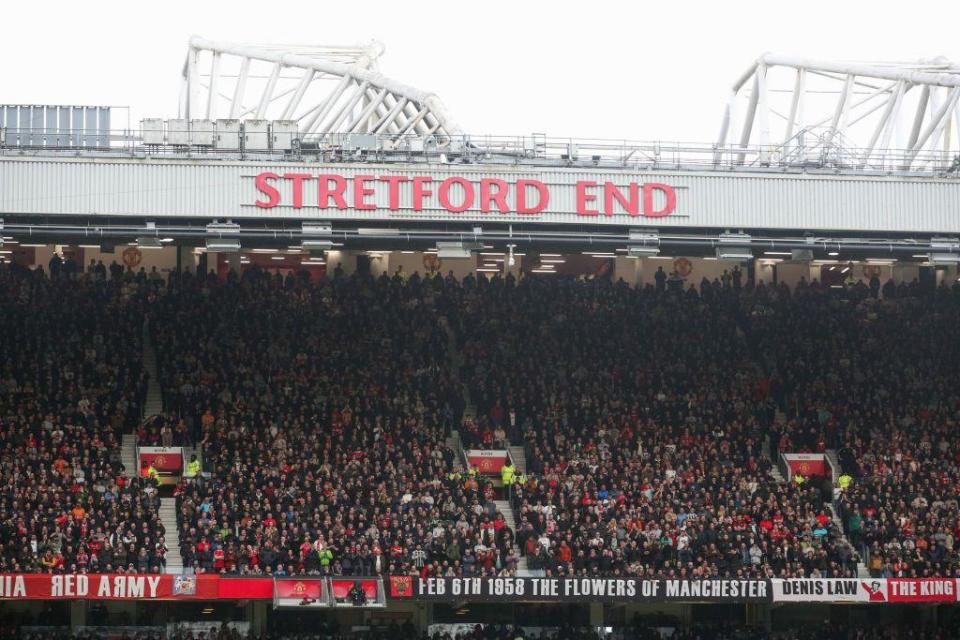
[0,574,382,602]
[331,579,378,602]
[465,450,509,474]
[887,578,957,602]
[0,574,219,600]
[138,447,184,473]
[274,578,325,606]
[216,576,274,600]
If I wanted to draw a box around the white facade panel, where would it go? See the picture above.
[0,156,958,233]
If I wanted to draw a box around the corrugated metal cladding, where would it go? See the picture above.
[0,156,958,233]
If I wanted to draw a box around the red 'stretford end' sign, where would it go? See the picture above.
[253,172,677,218]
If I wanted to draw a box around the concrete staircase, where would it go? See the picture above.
[494,498,535,575]
[825,449,842,478]
[120,433,137,479]
[770,465,786,483]
[142,320,164,418]
[159,497,184,574]
[508,445,527,474]
[494,500,516,531]
[445,431,464,471]
[826,503,844,531]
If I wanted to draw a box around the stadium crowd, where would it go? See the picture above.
[1,257,959,583]
[153,268,517,578]
[741,282,960,578]
[457,276,857,579]
[0,264,163,575]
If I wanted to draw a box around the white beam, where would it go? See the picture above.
[319,80,370,134]
[906,85,930,150]
[303,74,352,133]
[756,64,771,164]
[783,68,805,145]
[229,58,251,119]
[347,88,388,133]
[206,53,221,120]
[281,68,315,120]
[760,54,960,89]
[372,96,408,134]
[255,62,282,119]
[736,72,761,163]
[863,81,905,166]
[186,48,200,119]
[906,87,960,166]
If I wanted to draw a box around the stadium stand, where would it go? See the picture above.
[742,279,960,578]
[4,262,960,586]
[152,268,518,578]
[0,265,161,574]
[458,276,857,579]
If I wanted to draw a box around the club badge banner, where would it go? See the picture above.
[782,453,829,478]
[138,447,184,473]
[464,450,510,474]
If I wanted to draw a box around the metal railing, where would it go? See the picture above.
[2,126,959,177]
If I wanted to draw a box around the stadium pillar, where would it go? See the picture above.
[177,245,195,274]
[227,252,242,275]
[327,250,356,276]
[503,255,521,279]
[415,603,432,634]
[69,600,86,631]
[589,602,604,627]
[613,256,641,286]
[745,603,771,630]
[249,601,268,634]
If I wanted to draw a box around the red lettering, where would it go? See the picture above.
[576,181,598,215]
[516,179,549,214]
[353,174,376,210]
[379,175,409,209]
[438,177,475,213]
[603,182,640,216]
[318,174,347,209]
[283,173,312,209]
[643,183,677,217]
[254,172,280,208]
[412,176,434,211]
[480,179,510,213]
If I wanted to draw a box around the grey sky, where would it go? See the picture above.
[2,0,958,142]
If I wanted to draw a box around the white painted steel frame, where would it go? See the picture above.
[181,36,462,143]
[718,54,960,170]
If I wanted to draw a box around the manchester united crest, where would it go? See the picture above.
[673,257,693,278]
[390,575,413,597]
[122,246,143,268]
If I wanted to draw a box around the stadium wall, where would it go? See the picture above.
[1,157,959,233]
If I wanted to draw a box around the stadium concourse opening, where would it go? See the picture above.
[2,36,960,640]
